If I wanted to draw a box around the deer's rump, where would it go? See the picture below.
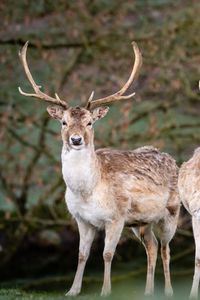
[178,150,200,216]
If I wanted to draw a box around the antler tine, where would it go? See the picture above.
[87,41,142,110]
[18,41,68,109]
[85,90,95,108]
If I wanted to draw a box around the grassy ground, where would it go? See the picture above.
[0,272,194,300]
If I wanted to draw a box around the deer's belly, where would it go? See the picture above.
[124,188,169,224]
[125,199,166,225]
[65,189,112,229]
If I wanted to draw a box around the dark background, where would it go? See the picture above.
[0,0,200,295]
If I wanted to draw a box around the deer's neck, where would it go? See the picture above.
[61,146,100,196]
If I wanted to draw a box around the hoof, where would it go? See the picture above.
[165,287,173,297]
[144,291,154,297]
[65,288,80,297]
[101,289,111,297]
[189,292,198,299]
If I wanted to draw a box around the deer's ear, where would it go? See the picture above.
[92,107,109,122]
[47,106,64,120]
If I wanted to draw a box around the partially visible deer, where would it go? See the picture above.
[178,86,200,298]
[18,41,180,297]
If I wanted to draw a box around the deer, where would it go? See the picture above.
[178,93,200,299]
[18,41,180,297]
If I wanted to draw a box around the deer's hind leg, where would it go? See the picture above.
[132,225,158,296]
[156,212,179,297]
[155,192,180,297]
[160,240,173,297]
[190,216,200,299]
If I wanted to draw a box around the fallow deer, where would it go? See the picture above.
[18,41,180,297]
[178,102,200,298]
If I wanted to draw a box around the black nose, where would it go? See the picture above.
[71,136,82,145]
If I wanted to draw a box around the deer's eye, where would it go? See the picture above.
[62,121,67,126]
[87,122,92,126]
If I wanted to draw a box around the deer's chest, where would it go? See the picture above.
[61,149,96,193]
[62,149,113,228]
[65,188,112,228]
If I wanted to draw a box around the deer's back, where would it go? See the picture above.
[96,146,178,190]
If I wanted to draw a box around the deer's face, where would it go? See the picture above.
[47,106,109,150]
[62,107,93,150]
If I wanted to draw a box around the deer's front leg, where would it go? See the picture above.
[101,219,124,297]
[190,216,200,299]
[66,219,96,296]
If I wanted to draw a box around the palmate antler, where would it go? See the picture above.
[18,41,68,109]
[86,41,142,110]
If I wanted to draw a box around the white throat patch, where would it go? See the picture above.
[61,147,98,195]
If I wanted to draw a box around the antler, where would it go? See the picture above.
[86,41,142,110]
[18,41,68,109]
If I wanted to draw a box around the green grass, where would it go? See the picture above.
[0,273,194,300]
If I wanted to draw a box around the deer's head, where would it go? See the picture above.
[46,105,109,150]
[18,41,142,150]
